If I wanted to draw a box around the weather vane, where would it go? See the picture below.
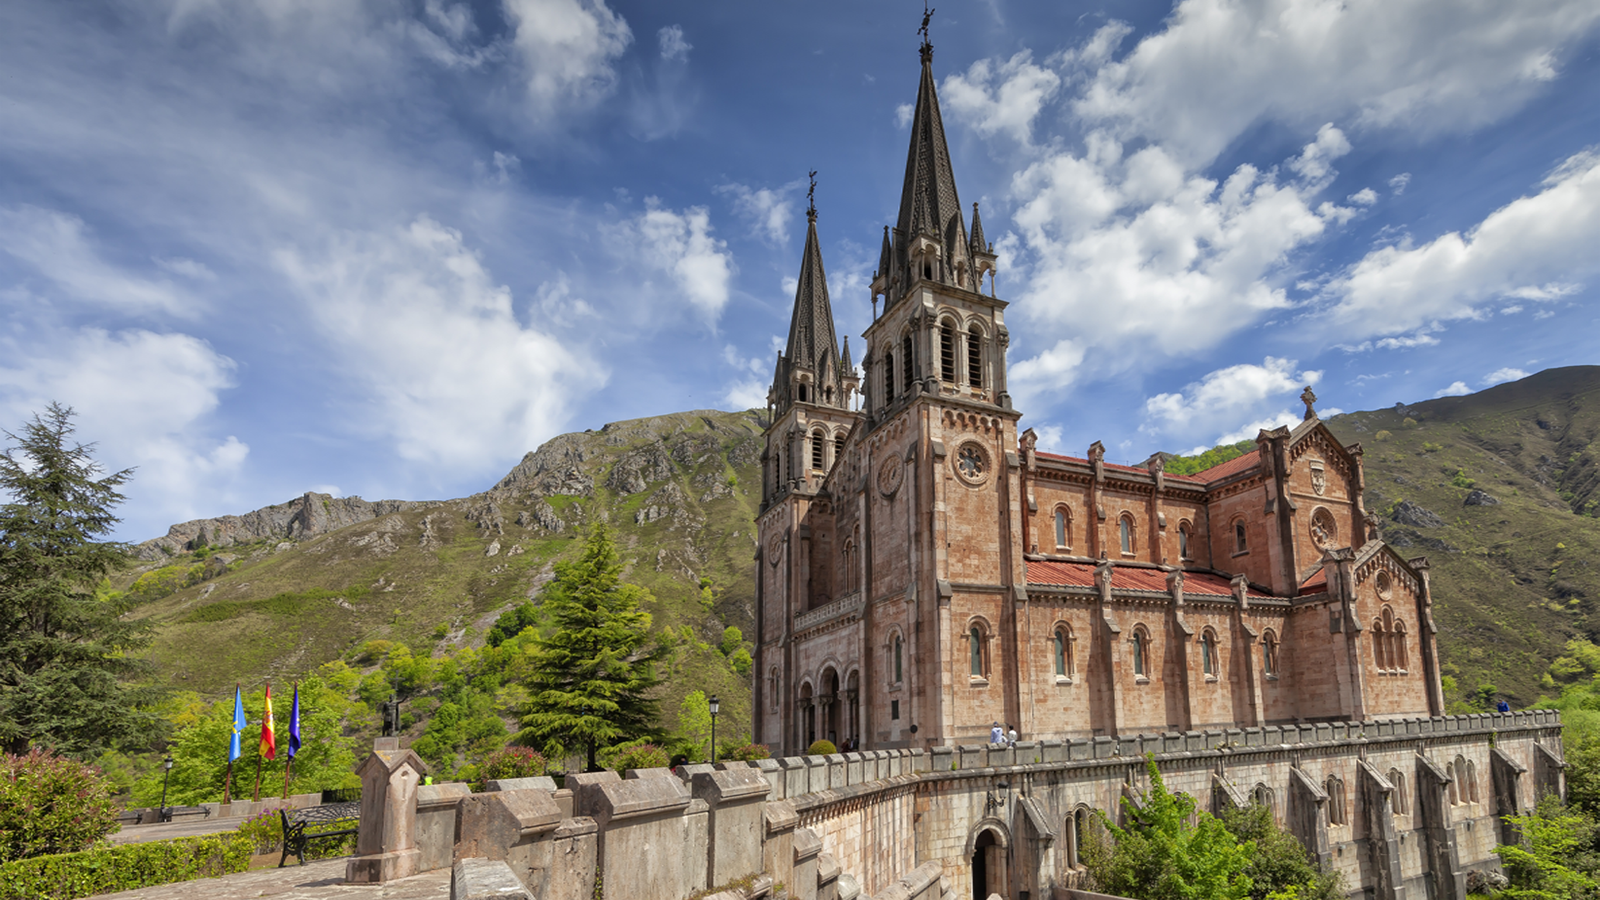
[918,1,935,48]
[807,169,818,218]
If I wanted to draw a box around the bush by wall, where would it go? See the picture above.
[471,747,547,791]
[0,832,253,900]
[806,740,836,756]
[0,751,118,863]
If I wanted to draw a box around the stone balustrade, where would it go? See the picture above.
[793,592,865,633]
[426,710,1565,899]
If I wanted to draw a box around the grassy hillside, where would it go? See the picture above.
[1321,366,1600,705]
[126,409,767,740]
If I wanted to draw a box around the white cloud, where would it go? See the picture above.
[1007,130,1345,401]
[941,51,1061,145]
[1073,0,1600,167]
[1348,188,1378,206]
[621,199,734,320]
[503,0,632,119]
[276,215,603,470]
[1499,304,1523,315]
[1389,173,1412,195]
[716,182,796,246]
[0,206,197,316]
[1197,410,1299,453]
[1322,149,1600,339]
[723,379,768,411]
[658,24,691,62]
[1287,124,1352,185]
[895,103,913,129]
[1434,381,1472,398]
[0,326,246,529]
[1375,332,1441,350]
[1483,367,1529,386]
[1142,357,1320,442]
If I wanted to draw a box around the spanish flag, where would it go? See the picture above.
[259,684,277,760]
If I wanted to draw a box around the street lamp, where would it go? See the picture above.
[159,756,174,822]
[709,695,720,764]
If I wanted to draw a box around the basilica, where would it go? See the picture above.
[752,38,1444,757]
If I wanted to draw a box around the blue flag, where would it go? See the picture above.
[229,686,246,762]
[286,684,302,760]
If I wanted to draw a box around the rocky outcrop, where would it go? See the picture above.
[1463,489,1500,507]
[1391,500,1445,529]
[135,492,436,560]
[605,444,676,495]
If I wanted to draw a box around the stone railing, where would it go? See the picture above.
[794,591,865,633]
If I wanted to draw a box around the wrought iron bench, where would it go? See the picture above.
[278,801,360,867]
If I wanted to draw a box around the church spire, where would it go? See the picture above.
[772,173,846,412]
[896,31,963,246]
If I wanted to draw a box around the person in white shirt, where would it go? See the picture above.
[1007,726,1018,746]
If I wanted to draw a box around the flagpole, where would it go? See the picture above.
[282,757,292,799]
[252,754,263,802]
[223,759,234,805]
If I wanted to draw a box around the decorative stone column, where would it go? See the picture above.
[347,738,428,883]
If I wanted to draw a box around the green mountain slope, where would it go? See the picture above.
[1321,366,1600,705]
[128,409,767,737]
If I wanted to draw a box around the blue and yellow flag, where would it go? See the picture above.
[228,686,246,762]
[286,684,302,760]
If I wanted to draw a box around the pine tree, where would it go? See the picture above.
[516,523,665,771]
[0,404,163,756]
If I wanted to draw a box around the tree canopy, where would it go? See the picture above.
[0,403,162,756]
[515,523,666,771]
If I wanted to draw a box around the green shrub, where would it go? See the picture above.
[724,743,772,762]
[604,741,669,774]
[473,747,546,790]
[0,751,118,863]
[807,740,836,756]
[0,832,252,900]
[1374,430,1392,442]
[235,810,283,853]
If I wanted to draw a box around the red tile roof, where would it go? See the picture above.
[1025,560,1273,598]
[1188,450,1260,483]
[1033,451,1205,485]
[1299,568,1328,595]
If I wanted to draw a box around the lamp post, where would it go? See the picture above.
[159,756,174,822]
[709,695,720,764]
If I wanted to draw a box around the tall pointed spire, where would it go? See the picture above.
[896,32,963,244]
[969,201,987,253]
[772,172,845,411]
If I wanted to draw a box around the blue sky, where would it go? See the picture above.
[3,0,1599,541]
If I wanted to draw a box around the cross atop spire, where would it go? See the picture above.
[918,2,935,59]
[806,169,818,222]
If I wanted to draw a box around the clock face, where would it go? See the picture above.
[767,533,783,565]
[954,443,987,485]
[877,454,904,497]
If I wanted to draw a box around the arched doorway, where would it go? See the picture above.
[968,824,1008,899]
[798,682,814,750]
[821,668,840,745]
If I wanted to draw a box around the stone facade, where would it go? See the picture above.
[437,712,1563,900]
[753,39,1442,762]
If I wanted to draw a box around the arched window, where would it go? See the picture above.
[968,324,983,388]
[811,429,825,470]
[1201,630,1217,677]
[969,623,989,678]
[1178,522,1191,560]
[902,335,914,390]
[1447,763,1459,805]
[1263,629,1280,678]
[1234,520,1248,553]
[835,432,846,461]
[1373,616,1389,670]
[894,635,904,684]
[1327,776,1346,826]
[939,321,956,382]
[1053,624,1075,679]
[1120,515,1135,555]
[1054,506,1070,549]
[769,668,780,708]
[1253,784,1274,814]
[883,352,895,402]
[1394,619,1408,671]
[1389,769,1407,815]
[797,383,809,403]
[1131,626,1149,678]
[1068,808,1089,868]
[1466,759,1478,803]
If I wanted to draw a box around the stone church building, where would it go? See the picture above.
[752,40,1444,759]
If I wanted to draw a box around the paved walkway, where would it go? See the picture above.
[110,817,243,845]
[97,859,450,899]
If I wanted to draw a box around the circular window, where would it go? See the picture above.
[767,533,783,566]
[1310,508,1338,550]
[878,454,905,497]
[954,442,988,485]
[1375,570,1393,600]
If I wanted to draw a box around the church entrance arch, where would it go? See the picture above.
[965,819,1010,899]
[821,667,841,745]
